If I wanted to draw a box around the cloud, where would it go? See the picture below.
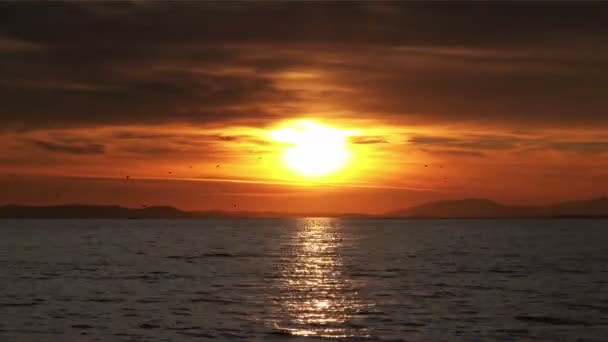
[117,145,186,156]
[349,136,389,144]
[112,131,269,146]
[408,135,520,150]
[418,148,485,158]
[409,134,608,155]
[111,132,186,140]
[31,139,105,155]
[0,36,41,53]
[544,141,608,154]
[0,2,607,130]
[0,65,297,129]
[214,134,256,142]
[4,2,605,48]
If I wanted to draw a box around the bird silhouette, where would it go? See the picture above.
[216,164,220,168]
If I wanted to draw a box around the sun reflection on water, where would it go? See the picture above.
[273,218,372,338]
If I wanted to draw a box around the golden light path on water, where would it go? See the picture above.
[273,218,373,338]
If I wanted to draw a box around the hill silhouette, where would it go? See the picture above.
[0,198,606,219]
[0,204,358,219]
[387,197,608,218]
[0,205,189,219]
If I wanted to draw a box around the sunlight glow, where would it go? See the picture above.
[272,218,371,339]
[270,121,352,177]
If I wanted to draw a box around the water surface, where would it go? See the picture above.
[0,219,607,341]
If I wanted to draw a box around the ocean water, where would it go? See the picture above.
[0,219,607,341]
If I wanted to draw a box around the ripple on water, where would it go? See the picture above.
[514,315,595,326]
[1,219,608,341]
[267,218,374,339]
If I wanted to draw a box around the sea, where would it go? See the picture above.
[0,218,607,341]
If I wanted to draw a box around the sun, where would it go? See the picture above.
[270,121,352,177]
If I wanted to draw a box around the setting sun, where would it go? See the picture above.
[270,121,352,177]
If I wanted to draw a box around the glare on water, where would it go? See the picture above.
[274,218,372,338]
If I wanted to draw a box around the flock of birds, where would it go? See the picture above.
[42,160,449,209]
[425,164,449,181]
[119,161,450,211]
[123,163,242,210]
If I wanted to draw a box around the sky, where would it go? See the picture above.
[1,1,607,214]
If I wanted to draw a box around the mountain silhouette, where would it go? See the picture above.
[0,204,356,219]
[544,197,608,217]
[387,197,608,218]
[0,205,190,219]
[0,198,606,219]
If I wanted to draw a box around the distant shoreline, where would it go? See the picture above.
[0,198,606,219]
[0,217,606,220]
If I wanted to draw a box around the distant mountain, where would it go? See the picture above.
[389,199,508,218]
[0,204,191,219]
[0,198,606,219]
[387,197,608,218]
[544,197,608,217]
[0,204,363,219]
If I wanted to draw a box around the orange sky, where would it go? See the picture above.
[1,119,606,213]
[1,2,607,213]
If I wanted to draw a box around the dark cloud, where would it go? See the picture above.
[322,44,608,127]
[544,141,608,154]
[112,131,268,146]
[0,37,41,53]
[117,145,187,156]
[111,132,186,140]
[418,148,485,158]
[0,2,607,129]
[215,135,253,142]
[0,65,296,129]
[31,139,105,155]
[349,136,389,145]
[410,134,608,155]
[105,130,271,158]
[409,135,520,150]
[3,2,606,48]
